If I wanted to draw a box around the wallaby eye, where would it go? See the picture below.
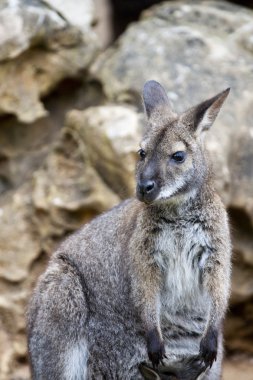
[138,149,146,159]
[171,151,186,163]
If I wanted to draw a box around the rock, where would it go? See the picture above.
[0,0,66,61]
[0,185,40,282]
[229,127,253,225]
[0,291,27,333]
[0,289,29,379]
[67,105,143,198]
[1,43,97,123]
[0,80,105,198]
[231,262,253,304]
[0,115,60,195]
[0,324,13,379]
[43,0,95,33]
[0,0,98,123]
[223,357,253,380]
[92,1,252,105]
[0,37,98,123]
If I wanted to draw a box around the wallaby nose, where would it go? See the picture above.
[138,180,155,195]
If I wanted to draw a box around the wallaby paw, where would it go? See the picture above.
[199,327,218,369]
[147,328,166,369]
[148,347,166,370]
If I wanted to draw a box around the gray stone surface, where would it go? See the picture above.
[0,0,66,61]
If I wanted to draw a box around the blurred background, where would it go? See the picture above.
[0,0,252,379]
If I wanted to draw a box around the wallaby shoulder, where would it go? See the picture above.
[54,198,140,256]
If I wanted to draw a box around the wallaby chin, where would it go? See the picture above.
[136,189,183,205]
[27,80,231,380]
[136,191,159,204]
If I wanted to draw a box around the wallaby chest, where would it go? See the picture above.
[153,218,211,313]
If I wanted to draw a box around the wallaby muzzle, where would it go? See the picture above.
[136,179,159,203]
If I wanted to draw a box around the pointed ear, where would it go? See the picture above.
[143,80,176,123]
[181,88,230,133]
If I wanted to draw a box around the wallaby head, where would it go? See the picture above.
[136,80,230,204]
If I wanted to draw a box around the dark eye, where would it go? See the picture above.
[138,149,146,159]
[171,151,186,163]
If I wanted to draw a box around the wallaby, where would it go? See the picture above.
[27,80,231,380]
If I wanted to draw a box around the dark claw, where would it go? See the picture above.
[147,328,166,368]
[199,327,218,369]
[149,347,166,369]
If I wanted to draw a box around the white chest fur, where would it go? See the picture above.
[154,221,211,315]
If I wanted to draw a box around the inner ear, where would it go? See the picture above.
[181,88,230,134]
[143,80,176,122]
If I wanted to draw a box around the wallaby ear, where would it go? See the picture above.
[143,80,176,123]
[181,88,230,134]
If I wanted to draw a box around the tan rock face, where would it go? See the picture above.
[0,0,66,61]
[67,106,143,197]
[0,34,98,123]
[223,358,253,380]
[43,0,95,33]
[0,186,40,282]
[0,0,98,123]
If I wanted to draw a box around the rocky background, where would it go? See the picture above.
[0,0,253,379]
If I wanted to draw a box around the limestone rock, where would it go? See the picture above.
[0,0,98,123]
[223,358,253,380]
[0,41,98,123]
[0,324,13,380]
[229,127,253,225]
[67,105,143,198]
[0,286,32,379]
[0,0,66,62]
[43,0,95,33]
[0,186,40,282]
[92,1,253,106]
